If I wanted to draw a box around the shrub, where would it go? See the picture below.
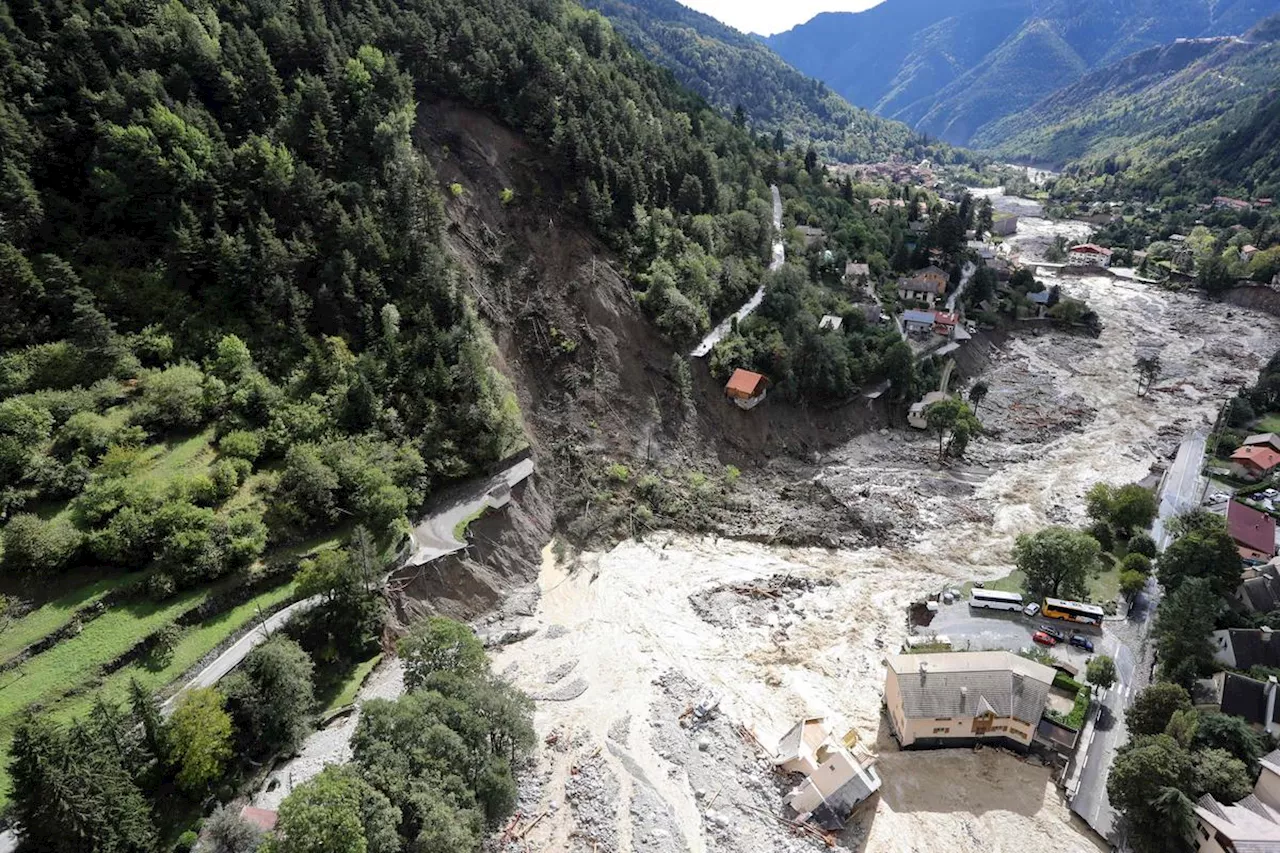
[1120,552,1153,575]
[146,573,176,601]
[174,830,198,852]
[449,182,464,197]
[1087,519,1114,553]
[218,429,263,462]
[1,514,83,575]
[210,460,242,502]
[55,411,116,460]
[605,463,631,483]
[499,187,515,205]
[1128,532,1157,558]
[133,364,208,431]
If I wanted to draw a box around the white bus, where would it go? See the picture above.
[968,589,1025,611]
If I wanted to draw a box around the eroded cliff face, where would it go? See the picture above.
[385,100,894,621]
[1222,283,1280,318]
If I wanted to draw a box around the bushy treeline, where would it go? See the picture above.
[263,617,533,853]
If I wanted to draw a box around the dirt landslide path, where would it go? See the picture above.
[491,271,1280,853]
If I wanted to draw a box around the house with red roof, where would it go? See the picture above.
[1067,244,1113,268]
[1231,445,1280,480]
[1228,500,1277,563]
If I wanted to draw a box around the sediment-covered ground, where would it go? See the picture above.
[487,269,1280,852]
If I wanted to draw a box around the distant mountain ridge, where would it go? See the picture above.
[578,0,940,163]
[765,0,1280,146]
[974,15,1280,168]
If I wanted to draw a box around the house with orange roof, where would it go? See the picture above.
[1231,445,1280,480]
[725,369,767,410]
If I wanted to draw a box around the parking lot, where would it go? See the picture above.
[915,597,1113,671]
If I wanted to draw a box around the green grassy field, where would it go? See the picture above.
[0,576,299,804]
[321,653,383,714]
[1254,413,1280,435]
[0,573,138,664]
[54,578,299,722]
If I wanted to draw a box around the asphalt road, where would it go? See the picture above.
[1069,430,1206,843]
[158,456,535,715]
[691,185,783,358]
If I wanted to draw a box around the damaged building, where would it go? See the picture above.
[774,717,881,831]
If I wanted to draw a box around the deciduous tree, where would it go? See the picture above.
[1127,683,1193,737]
[1013,526,1100,600]
[1154,577,1219,685]
[166,687,233,795]
[263,766,400,853]
[1086,655,1117,690]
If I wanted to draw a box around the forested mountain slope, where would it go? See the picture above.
[0,0,823,847]
[765,0,1280,145]
[579,0,948,163]
[975,15,1280,167]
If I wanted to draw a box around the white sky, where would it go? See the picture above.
[678,0,885,36]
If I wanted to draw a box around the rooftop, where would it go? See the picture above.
[725,369,766,397]
[1069,243,1113,256]
[1228,500,1278,556]
[1245,433,1280,450]
[887,651,1056,723]
[1232,446,1280,472]
[1195,793,1280,847]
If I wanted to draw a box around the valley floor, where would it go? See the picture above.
[481,270,1280,852]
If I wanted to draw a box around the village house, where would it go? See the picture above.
[1214,196,1254,212]
[907,391,949,430]
[1194,749,1280,852]
[862,304,883,326]
[774,718,881,831]
[239,806,279,833]
[818,315,843,332]
[931,311,959,336]
[1243,245,1260,263]
[884,651,1056,751]
[990,214,1018,237]
[967,240,995,261]
[1245,433,1280,453]
[1067,243,1113,268]
[1235,562,1280,614]
[897,270,947,306]
[1227,500,1277,563]
[1212,627,1280,671]
[908,219,929,236]
[868,198,906,213]
[843,261,871,287]
[1230,445,1280,480]
[796,225,826,248]
[724,369,767,410]
[1194,670,1280,734]
[902,309,936,335]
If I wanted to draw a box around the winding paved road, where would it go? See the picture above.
[691,184,783,358]
[159,456,535,714]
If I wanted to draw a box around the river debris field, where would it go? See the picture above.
[488,270,1280,852]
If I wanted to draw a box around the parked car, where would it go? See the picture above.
[1069,635,1094,652]
[1032,631,1057,646]
[1023,602,1041,617]
[1039,625,1066,642]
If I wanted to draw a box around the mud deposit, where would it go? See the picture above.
[490,269,1280,852]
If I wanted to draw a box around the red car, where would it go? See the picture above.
[1032,630,1058,646]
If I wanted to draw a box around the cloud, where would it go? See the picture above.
[677,0,884,36]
